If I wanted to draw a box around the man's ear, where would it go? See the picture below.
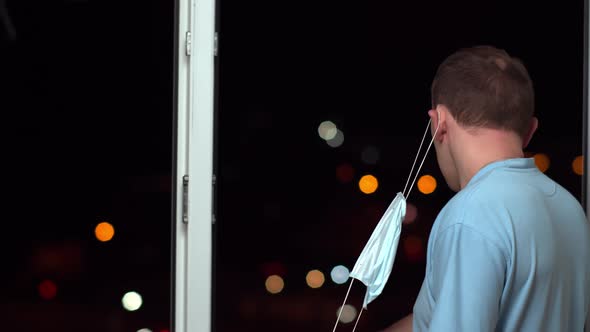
[522,117,538,148]
[428,105,446,142]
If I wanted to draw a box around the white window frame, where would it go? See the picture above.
[173,0,216,330]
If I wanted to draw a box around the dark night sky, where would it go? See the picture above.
[1,0,586,331]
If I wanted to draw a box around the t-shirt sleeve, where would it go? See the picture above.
[427,223,507,331]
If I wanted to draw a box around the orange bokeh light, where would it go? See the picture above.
[359,174,378,194]
[573,155,584,175]
[417,175,437,194]
[306,269,325,288]
[533,153,550,173]
[265,275,284,294]
[95,222,115,242]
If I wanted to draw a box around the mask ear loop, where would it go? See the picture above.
[333,112,440,332]
[332,277,355,332]
[351,306,364,332]
[403,110,440,200]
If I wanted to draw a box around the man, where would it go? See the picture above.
[384,45,590,331]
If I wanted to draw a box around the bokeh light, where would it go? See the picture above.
[533,153,550,173]
[403,203,418,224]
[573,155,584,175]
[265,275,284,294]
[403,235,424,262]
[326,129,344,148]
[122,291,143,311]
[330,265,350,284]
[417,175,437,194]
[95,221,115,242]
[137,329,152,332]
[359,174,379,194]
[336,304,358,323]
[336,163,355,183]
[306,269,325,288]
[38,279,57,300]
[361,145,380,165]
[318,120,338,141]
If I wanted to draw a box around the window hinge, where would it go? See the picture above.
[182,175,189,223]
[185,31,192,56]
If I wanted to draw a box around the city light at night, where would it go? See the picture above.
[265,275,284,294]
[336,163,355,183]
[403,203,418,224]
[359,174,379,194]
[318,120,338,141]
[573,155,584,175]
[336,304,358,323]
[95,221,115,242]
[330,265,350,284]
[305,269,325,288]
[534,153,550,173]
[38,279,57,300]
[417,175,437,194]
[327,129,345,148]
[122,291,143,311]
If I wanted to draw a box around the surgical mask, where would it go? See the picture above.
[332,112,440,332]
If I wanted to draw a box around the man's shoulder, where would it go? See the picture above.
[442,166,560,219]
[433,167,586,250]
[436,181,490,225]
[432,177,513,242]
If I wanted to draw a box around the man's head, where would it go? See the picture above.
[428,45,538,191]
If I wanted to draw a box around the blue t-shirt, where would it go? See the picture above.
[413,158,590,331]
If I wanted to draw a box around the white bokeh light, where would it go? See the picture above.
[137,329,152,332]
[330,265,350,284]
[336,304,358,323]
[318,120,338,141]
[122,291,143,311]
[326,129,344,148]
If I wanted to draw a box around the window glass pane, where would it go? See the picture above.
[3,0,174,331]
[215,1,584,331]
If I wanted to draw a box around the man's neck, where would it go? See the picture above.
[454,129,525,189]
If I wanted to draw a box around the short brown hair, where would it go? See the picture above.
[431,45,534,136]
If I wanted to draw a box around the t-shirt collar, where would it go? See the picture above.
[466,157,537,187]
